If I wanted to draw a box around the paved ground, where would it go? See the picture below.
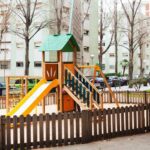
[37,133,150,150]
[105,85,150,91]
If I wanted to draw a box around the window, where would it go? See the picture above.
[122,53,128,57]
[0,61,10,69]
[146,65,149,69]
[84,46,89,52]
[34,61,41,67]
[16,62,23,67]
[0,48,9,53]
[102,42,105,46]
[16,42,24,48]
[123,41,128,45]
[109,53,115,57]
[84,30,89,35]
[109,65,115,69]
[34,41,42,48]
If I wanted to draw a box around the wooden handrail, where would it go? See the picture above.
[74,66,102,95]
[64,67,91,93]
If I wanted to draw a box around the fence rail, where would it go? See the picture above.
[0,93,56,109]
[102,91,150,104]
[1,91,150,109]
[0,104,150,149]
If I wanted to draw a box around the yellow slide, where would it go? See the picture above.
[7,79,59,117]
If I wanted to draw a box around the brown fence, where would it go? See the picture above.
[0,93,56,109]
[102,91,150,104]
[1,91,150,109]
[0,104,150,149]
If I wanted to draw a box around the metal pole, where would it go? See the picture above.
[69,0,74,33]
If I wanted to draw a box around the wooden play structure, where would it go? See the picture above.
[6,34,119,117]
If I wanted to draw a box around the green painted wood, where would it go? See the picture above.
[39,34,80,52]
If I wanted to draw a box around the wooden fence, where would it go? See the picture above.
[102,91,150,104]
[0,93,56,109]
[0,104,150,149]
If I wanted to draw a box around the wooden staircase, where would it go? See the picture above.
[64,67,101,110]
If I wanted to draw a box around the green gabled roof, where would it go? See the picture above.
[39,34,80,52]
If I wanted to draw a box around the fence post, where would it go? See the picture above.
[144,91,147,104]
[127,91,129,104]
[82,110,91,143]
[0,116,5,149]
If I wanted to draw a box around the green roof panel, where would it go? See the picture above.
[39,34,80,52]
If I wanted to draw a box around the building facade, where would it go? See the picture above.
[0,0,82,82]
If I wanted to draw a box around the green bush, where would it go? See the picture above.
[129,78,148,91]
[105,72,121,77]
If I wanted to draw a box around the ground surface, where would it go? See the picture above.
[36,133,150,150]
[105,85,150,91]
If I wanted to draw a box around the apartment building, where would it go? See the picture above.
[0,0,82,81]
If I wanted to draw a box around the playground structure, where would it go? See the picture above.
[5,34,119,117]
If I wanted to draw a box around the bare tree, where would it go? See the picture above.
[0,1,11,43]
[53,0,64,34]
[114,0,118,74]
[0,1,12,81]
[120,0,142,80]
[11,0,53,75]
[99,0,114,66]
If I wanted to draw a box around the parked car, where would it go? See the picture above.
[0,82,5,96]
[108,76,122,87]
[119,76,129,86]
[90,77,113,89]
[14,78,40,91]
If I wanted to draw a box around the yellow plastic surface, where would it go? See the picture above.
[6,79,59,117]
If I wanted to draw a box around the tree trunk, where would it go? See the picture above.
[99,49,103,66]
[114,0,118,74]
[99,0,103,66]
[129,50,134,80]
[25,37,30,75]
[123,66,126,76]
[139,45,144,77]
[57,19,61,34]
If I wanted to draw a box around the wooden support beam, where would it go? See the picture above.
[42,97,45,114]
[100,93,104,110]
[42,51,45,79]
[6,77,9,113]
[58,51,63,112]
[90,92,93,110]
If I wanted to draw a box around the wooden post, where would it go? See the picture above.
[100,93,104,110]
[58,51,63,112]
[42,97,45,114]
[42,51,46,113]
[42,51,45,79]
[6,77,10,113]
[90,92,93,110]
[97,66,119,107]
[56,88,59,111]
[25,76,28,94]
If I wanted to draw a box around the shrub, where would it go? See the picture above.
[129,78,148,91]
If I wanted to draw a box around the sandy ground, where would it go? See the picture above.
[37,133,150,150]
